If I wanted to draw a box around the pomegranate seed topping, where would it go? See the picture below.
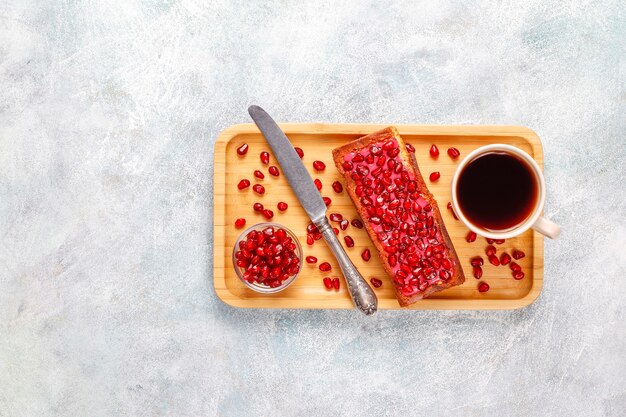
[277,202,288,211]
[473,266,483,279]
[323,277,332,289]
[447,147,460,159]
[486,245,496,256]
[342,161,353,171]
[306,256,318,264]
[486,238,495,244]
[313,160,326,171]
[339,220,349,230]
[361,249,371,261]
[500,252,511,265]
[252,184,265,195]
[513,270,525,280]
[306,235,314,245]
[429,144,439,157]
[319,262,331,272]
[234,218,246,228]
[260,151,270,165]
[488,254,500,266]
[370,277,383,288]
[332,277,340,290]
[344,235,354,247]
[478,282,490,292]
[237,179,250,190]
[405,143,415,153]
[329,213,343,222]
[466,231,477,242]
[447,202,459,220]
[332,181,343,193]
[253,170,265,179]
[351,219,364,229]
[314,179,322,191]
[294,147,304,158]
[253,202,264,212]
[494,239,505,244]
[268,166,280,176]
[236,143,249,155]
[429,171,441,182]
[512,249,525,260]
[323,197,331,207]
[470,256,484,267]
[262,209,274,219]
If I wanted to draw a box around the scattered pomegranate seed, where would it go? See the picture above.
[473,266,483,279]
[500,252,511,265]
[234,218,246,228]
[253,202,264,212]
[429,144,439,157]
[470,256,484,266]
[494,239,505,244]
[306,235,314,245]
[252,184,265,195]
[361,249,371,261]
[429,172,441,182]
[339,220,349,230]
[486,245,496,256]
[510,262,522,272]
[332,277,340,290]
[323,277,332,289]
[329,213,343,222]
[277,202,288,211]
[344,235,354,247]
[332,181,343,193]
[447,202,459,220]
[260,151,270,165]
[268,166,280,176]
[512,249,525,260]
[405,143,415,153]
[254,170,265,179]
[478,282,490,292]
[294,147,304,159]
[323,197,331,207]
[351,219,364,229]
[237,179,250,190]
[319,262,331,272]
[488,254,500,266]
[236,143,249,156]
[370,277,382,288]
[486,238,495,244]
[313,160,326,171]
[466,231,477,242]
[306,256,318,264]
[262,209,274,219]
[512,270,525,280]
[447,147,460,159]
[314,179,322,191]
[333,227,339,235]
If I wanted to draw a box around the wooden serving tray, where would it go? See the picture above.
[213,124,543,310]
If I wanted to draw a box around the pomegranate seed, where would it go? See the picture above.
[236,143,249,155]
[332,181,343,193]
[253,170,265,179]
[470,256,484,266]
[351,219,364,229]
[313,179,322,191]
[429,172,441,182]
[466,231,477,243]
[277,202,288,211]
[500,252,511,265]
[329,213,343,222]
[306,235,314,245]
[510,262,522,272]
[234,218,246,228]
[512,249,525,259]
[342,161,353,171]
[313,160,326,171]
[513,270,525,280]
[361,249,371,261]
[306,256,318,264]
[253,202,264,212]
[344,235,354,247]
[332,277,340,290]
[323,277,332,289]
[495,239,505,244]
[370,277,382,288]
[405,143,415,153]
[473,266,483,279]
[486,245,496,256]
[339,220,349,230]
[447,147,460,159]
[262,209,274,219]
[333,227,339,235]
[237,179,250,190]
[294,147,304,158]
[268,166,280,176]
[323,197,331,206]
[429,144,439,157]
[319,262,331,272]
[447,202,459,220]
[478,282,490,292]
[486,238,495,244]
[488,254,500,266]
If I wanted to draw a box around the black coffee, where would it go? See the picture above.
[457,152,538,232]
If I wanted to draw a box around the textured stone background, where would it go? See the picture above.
[1,1,625,416]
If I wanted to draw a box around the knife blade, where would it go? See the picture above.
[248,105,378,315]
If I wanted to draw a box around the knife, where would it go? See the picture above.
[248,105,378,315]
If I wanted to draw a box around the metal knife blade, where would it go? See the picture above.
[248,105,327,223]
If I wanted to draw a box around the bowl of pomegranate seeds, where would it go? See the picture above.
[232,223,302,293]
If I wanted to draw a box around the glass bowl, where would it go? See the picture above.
[232,222,302,294]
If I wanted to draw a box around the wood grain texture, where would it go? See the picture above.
[213,124,543,310]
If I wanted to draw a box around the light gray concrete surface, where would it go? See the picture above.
[1,1,625,416]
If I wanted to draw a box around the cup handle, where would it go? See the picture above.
[532,216,561,239]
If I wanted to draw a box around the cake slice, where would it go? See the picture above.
[332,127,465,306]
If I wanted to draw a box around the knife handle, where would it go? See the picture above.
[316,217,378,315]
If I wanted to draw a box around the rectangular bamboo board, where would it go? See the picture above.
[213,124,543,310]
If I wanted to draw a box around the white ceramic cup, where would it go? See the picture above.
[450,144,561,240]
